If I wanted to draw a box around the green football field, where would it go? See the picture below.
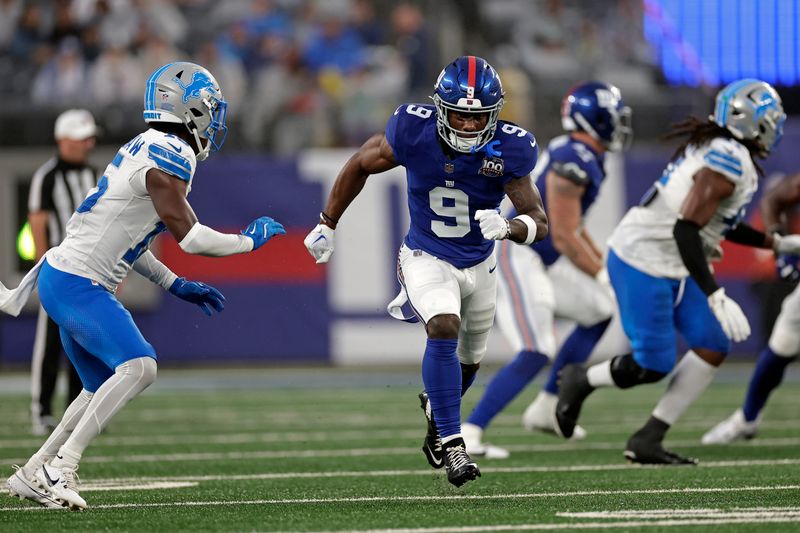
[0,364,797,532]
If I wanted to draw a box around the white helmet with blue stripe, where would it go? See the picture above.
[711,79,786,156]
[143,62,228,161]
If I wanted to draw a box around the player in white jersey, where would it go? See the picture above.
[554,79,800,464]
[703,172,800,444]
[5,62,285,510]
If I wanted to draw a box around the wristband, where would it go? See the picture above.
[513,214,538,245]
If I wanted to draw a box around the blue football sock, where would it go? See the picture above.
[742,347,796,422]
[543,318,611,395]
[422,338,461,439]
[467,350,549,429]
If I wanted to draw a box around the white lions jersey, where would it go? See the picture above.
[48,129,196,291]
[609,137,757,279]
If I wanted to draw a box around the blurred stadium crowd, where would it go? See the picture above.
[0,0,657,150]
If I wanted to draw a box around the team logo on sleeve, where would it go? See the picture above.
[479,157,505,177]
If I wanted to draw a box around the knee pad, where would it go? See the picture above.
[610,354,667,389]
[117,356,158,387]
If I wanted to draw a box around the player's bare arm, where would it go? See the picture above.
[320,133,398,229]
[504,176,548,243]
[761,173,800,233]
[28,211,50,261]
[146,168,198,241]
[546,171,603,276]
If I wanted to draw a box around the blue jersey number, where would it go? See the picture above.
[429,187,470,238]
[122,222,167,265]
[76,175,109,214]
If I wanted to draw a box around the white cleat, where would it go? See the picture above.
[462,423,510,459]
[35,464,87,510]
[701,409,760,445]
[6,466,63,509]
[522,391,587,440]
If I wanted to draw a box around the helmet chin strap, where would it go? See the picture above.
[190,126,210,161]
[450,131,481,152]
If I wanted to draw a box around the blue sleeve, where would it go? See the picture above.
[507,133,538,180]
[148,143,192,182]
[384,107,406,166]
[548,144,600,187]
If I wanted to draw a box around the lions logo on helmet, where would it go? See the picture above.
[711,79,786,156]
[143,62,228,161]
[561,81,633,152]
[431,56,505,153]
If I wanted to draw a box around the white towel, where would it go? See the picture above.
[0,255,47,317]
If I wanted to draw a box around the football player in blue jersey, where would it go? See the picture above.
[461,82,632,458]
[4,62,285,509]
[555,79,800,465]
[703,172,800,444]
[304,56,547,486]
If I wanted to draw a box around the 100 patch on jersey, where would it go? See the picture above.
[479,157,504,177]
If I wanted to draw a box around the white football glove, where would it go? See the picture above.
[707,288,751,342]
[474,209,511,240]
[773,233,800,255]
[304,224,335,264]
[594,267,616,302]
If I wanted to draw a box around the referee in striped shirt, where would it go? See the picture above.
[28,109,98,435]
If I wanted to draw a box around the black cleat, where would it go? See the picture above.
[419,392,444,469]
[554,365,594,439]
[443,438,481,487]
[624,434,699,465]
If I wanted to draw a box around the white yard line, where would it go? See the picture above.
[1,484,798,512]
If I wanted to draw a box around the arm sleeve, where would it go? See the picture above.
[132,251,178,290]
[673,218,719,296]
[725,222,768,248]
[178,222,254,257]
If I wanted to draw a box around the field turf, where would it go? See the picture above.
[0,364,797,532]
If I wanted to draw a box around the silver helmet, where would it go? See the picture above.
[143,62,228,160]
[711,79,786,156]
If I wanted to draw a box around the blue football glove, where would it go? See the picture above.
[776,254,800,282]
[241,216,286,251]
[169,278,226,316]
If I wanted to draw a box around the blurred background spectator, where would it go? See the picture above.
[1,0,798,150]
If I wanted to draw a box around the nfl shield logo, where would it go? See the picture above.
[444,162,454,174]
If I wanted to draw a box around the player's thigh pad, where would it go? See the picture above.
[495,241,557,357]
[38,261,156,370]
[58,328,113,393]
[398,245,461,323]
[458,253,498,365]
[674,277,730,354]
[768,284,800,356]
[607,250,677,374]
[549,256,615,326]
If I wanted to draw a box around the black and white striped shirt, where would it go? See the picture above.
[28,157,96,247]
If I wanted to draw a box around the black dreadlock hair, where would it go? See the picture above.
[663,115,764,176]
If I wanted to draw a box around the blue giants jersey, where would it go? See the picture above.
[385,104,538,268]
[531,135,606,266]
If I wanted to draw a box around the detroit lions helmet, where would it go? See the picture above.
[561,81,632,152]
[711,79,786,156]
[432,56,505,153]
[143,62,228,161]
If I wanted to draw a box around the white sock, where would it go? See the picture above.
[54,357,157,467]
[652,350,718,425]
[587,359,615,388]
[24,389,93,476]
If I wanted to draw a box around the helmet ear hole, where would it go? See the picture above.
[190,108,204,117]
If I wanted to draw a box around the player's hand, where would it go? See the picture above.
[773,233,800,255]
[241,216,286,251]
[707,288,750,342]
[474,209,511,240]
[169,278,226,316]
[304,223,335,264]
[775,254,800,282]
